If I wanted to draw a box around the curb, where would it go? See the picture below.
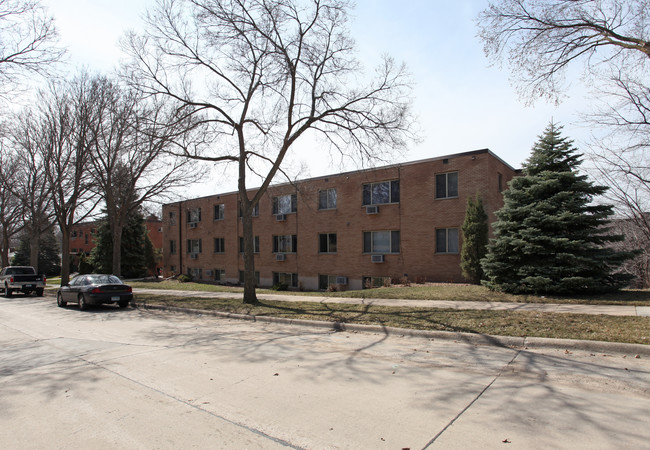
[133,302,650,357]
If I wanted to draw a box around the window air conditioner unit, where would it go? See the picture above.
[189,222,198,228]
[276,253,286,261]
[366,205,379,214]
[371,254,384,263]
[190,253,198,259]
[276,214,286,222]
[335,276,348,285]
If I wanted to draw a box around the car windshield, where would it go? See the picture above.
[86,275,122,285]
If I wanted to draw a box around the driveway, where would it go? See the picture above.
[1,296,649,449]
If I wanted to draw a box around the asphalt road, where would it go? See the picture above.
[1,295,649,449]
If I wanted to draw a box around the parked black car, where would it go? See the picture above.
[57,274,133,310]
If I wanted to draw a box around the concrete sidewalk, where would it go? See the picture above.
[133,288,650,317]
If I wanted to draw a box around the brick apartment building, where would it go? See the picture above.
[161,149,517,290]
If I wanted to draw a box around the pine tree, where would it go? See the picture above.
[11,230,61,276]
[461,194,488,284]
[482,123,633,294]
[90,212,150,278]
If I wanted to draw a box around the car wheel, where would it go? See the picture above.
[57,292,67,307]
[118,300,129,309]
[78,294,88,311]
[36,289,44,297]
[4,285,12,298]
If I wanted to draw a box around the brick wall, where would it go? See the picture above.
[162,149,517,289]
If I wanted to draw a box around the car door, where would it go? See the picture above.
[62,277,82,301]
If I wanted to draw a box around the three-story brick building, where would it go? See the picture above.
[162,149,517,290]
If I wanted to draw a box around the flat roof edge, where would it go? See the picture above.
[164,148,516,206]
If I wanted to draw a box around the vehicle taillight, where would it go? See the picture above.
[91,288,102,294]
[9,276,13,283]
[43,276,46,285]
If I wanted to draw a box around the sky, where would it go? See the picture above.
[40,0,591,199]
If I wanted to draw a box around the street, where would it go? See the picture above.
[1,296,649,449]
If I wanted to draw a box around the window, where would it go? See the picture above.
[318,275,341,290]
[318,188,337,210]
[272,193,297,215]
[169,240,176,254]
[214,269,226,281]
[436,228,459,253]
[186,239,202,254]
[188,267,202,280]
[239,270,260,285]
[239,201,259,217]
[435,172,459,199]
[319,233,337,253]
[363,231,400,254]
[214,238,225,254]
[85,234,88,244]
[170,265,176,273]
[187,207,201,223]
[273,234,297,253]
[362,180,399,205]
[498,173,503,192]
[214,204,225,220]
[169,211,176,226]
[239,236,260,253]
[273,272,298,288]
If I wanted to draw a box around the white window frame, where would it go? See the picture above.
[436,228,459,254]
[362,180,400,206]
[318,188,337,210]
[435,172,459,199]
[214,237,225,254]
[214,203,225,221]
[363,230,400,254]
[273,234,297,253]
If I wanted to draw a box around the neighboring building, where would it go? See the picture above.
[162,149,517,290]
[69,216,164,272]
[69,221,99,256]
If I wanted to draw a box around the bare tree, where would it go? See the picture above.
[88,76,198,277]
[124,0,416,303]
[38,73,99,285]
[0,141,24,266]
[477,0,650,104]
[10,109,54,272]
[0,0,64,98]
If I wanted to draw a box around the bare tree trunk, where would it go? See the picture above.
[29,230,40,273]
[112,223,123,277]
[241,207,257,304]
[60,229,71,285]
[1,227,9,267]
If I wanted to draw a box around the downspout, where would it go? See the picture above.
[178,201,183,276]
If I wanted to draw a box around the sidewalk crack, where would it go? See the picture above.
[421,348,523,449]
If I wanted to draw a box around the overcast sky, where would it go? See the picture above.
[41,0,592,198]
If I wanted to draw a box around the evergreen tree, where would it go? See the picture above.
[482,123,633,295]
[90,212,150,278]
[11,230,61,276]
[77,252,94,275]
[461,194,488,284]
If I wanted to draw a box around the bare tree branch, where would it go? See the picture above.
[123,0,417,302]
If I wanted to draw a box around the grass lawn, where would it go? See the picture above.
[129,279,650,306]
[135,294,650,345]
